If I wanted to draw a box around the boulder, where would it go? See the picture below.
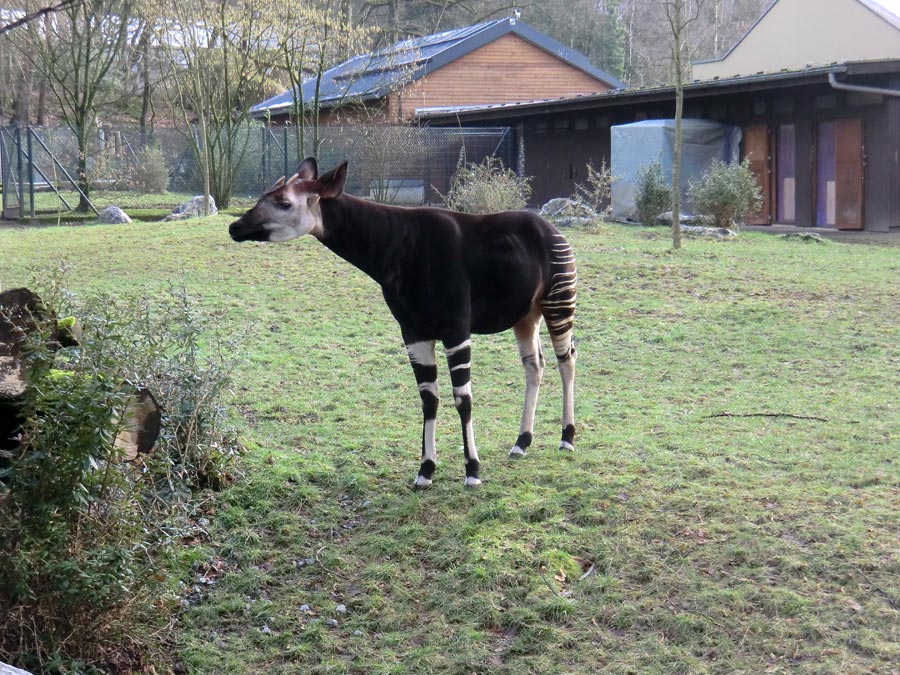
[654,211,716,227]
[98,205,132,224]
[1,660,35,675]
[164,195,217,221]
[539,198,600,227]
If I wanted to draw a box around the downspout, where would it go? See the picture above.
[828,71,900,98]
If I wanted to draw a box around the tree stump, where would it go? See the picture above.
[0,288,160,459]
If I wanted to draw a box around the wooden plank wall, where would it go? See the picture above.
[392,34,612,121]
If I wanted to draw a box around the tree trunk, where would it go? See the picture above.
[76,120,92,212]
[198,112,211,216]
[670,0,685,250]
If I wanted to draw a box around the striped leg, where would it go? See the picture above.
[407,340,439,489]
[510,310,545,458]
[444,337,481,488]
[543,233,577,451]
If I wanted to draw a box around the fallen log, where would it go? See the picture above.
[0,288,160,460]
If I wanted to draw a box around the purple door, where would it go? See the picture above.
[776,125,796,223]
[816,122,836,227]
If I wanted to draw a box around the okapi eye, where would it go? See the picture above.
[275,200,292,211]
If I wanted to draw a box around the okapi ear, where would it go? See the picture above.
[317,161,348,199]
[296,157,318,181]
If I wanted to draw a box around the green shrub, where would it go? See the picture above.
[574,159,613,219]
[0,279,241,670]
[441,155,531,214]
[687,158,763,230]
[130,144,170,194]
[634,160,672,226]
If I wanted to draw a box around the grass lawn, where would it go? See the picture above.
[1,217,898,674]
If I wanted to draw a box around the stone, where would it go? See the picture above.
[680,225,737,239]
[98,205,132,224]
[780,232,828,244]
[164,195,217,221]
[336,604,347,614]
[539,198,600,227]
[0,661,35,675]
[654,211,716,227]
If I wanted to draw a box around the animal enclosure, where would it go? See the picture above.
[0,124,514,219]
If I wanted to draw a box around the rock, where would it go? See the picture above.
[260,625,272,635]
[164,195,217,221]
[780,232,827,244]
[0,661,35,675]
[680,225,737,239]
[98,205,132,224]
[325,618,339,628]
[539,198,600,227]
[654,211,716,227]
[335,604,347,614]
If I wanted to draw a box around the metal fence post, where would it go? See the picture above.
[15,126,24,215]
[27,127,35,217]
[283,126,289,180]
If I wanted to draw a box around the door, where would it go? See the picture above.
[775,124,796,223]
[743,124,771,225]
[816,119,864,229]
[835,118,864,230]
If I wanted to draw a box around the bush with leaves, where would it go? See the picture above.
[573,159,613,219]
[441,155,531,214]
[0,278,241,671]
[129,144,171,194]
[687,158,763,230]
[634,160,672,226]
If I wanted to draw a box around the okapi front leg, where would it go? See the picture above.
[444,337,481,488]
[407,340,439,489]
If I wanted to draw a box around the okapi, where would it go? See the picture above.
[229,158,576,489]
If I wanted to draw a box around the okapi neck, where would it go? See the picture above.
[317,195,396,284]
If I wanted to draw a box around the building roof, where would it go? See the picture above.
[693,0,900,68]
[249,17,624,119]
[416,59,900,123]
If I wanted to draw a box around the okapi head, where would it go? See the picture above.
[229,157,348,243]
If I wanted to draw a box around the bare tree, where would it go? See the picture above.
[0,0,81,37]
[19,0,131,210]
[268,2,372,157]
[660,0,704,249]
[148,0,277,209]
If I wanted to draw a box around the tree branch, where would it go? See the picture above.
[0,0,81,36]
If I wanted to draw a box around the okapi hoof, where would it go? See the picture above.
[558,441,575,451]
[508,445,527,459]
[413,475,433,490]
[464,476,482,488]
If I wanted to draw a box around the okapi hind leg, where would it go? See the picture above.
[510,310,545,458]
[443,336,481,488]
[406,340,439,489]
[542,233,577,451]
[553,334,577,451]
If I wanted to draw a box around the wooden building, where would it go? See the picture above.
[693,0,900,81]
[420,0,900,232]
[249,18,623,125]
[420,59,900,232]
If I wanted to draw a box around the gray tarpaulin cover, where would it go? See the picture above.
[610,119,742,221]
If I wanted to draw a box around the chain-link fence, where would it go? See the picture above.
[0,123,514,220]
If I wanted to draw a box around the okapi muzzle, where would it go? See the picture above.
[229,157,577,490]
